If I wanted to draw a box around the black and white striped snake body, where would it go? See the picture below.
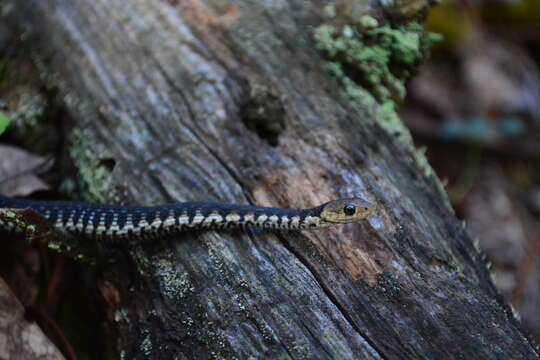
[0,196,374,241]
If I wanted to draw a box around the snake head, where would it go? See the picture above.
[319,198,374,225]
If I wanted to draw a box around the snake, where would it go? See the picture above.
[0,196,374,241]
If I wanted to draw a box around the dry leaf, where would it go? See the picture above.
[0,145,53,196]
[0,276,65,359]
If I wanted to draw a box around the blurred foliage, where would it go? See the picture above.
[426,0,540,52]
[483,0,540,24]
[402,0,540,344]
[314,7,433,102]
[0,112,10,135]
[425,1,468,50]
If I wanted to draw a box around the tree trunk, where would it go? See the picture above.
[4,0,539,359]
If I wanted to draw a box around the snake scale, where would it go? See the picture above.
[0,196,374,241]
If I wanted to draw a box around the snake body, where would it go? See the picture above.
[0,196,374,241]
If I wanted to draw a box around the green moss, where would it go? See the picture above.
[314,18,428,103]
[357,15,379,28]
[47,242,61,251]
[314,12,446,185]
[414,146,433,178]
[0,210,39,240]
[140,334,152,357]
[69,128,115,203]
[378,100,410,138]
[372,25,422,64]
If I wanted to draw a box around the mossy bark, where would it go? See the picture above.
[4,0,539,359]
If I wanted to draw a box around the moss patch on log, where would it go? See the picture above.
[313,6,445,197]
[69,128,116,203]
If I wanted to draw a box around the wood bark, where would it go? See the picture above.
[4,0,539,359]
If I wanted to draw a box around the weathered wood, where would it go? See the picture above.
[4,0,539,358]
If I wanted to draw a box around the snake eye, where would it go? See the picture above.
[343,205,356,216]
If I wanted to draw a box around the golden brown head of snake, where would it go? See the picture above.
[317,198,374,228]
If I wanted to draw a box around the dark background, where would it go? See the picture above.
[400,0,540,344]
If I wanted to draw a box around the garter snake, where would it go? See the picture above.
[0,196,374,241]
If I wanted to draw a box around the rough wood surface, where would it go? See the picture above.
[4,0,539,358]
